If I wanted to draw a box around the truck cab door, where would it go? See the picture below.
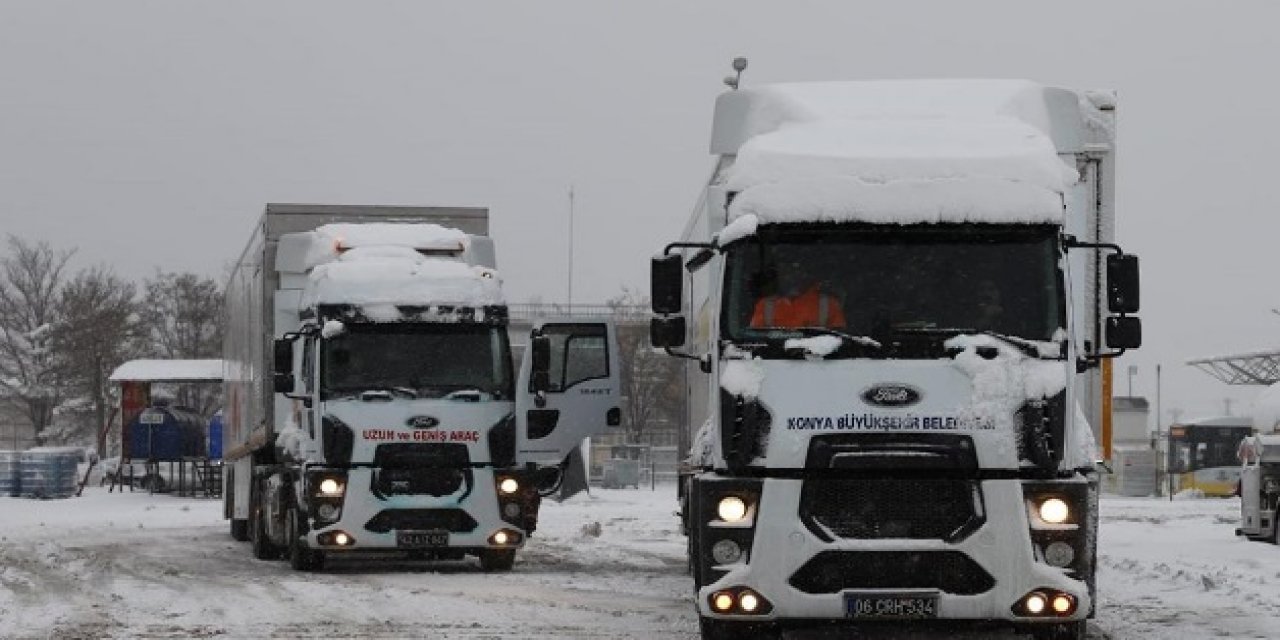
[515,320,621,467]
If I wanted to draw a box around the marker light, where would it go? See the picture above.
[318,478,343,496]
[1052,594,1074,614]
[712,592,734,612]
[717,496,748,522]
[1025,592,1047,615]
[739,591,760,613]
[1038,498,1070,524]
[499,477,519,495]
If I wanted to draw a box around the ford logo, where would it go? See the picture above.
[861,384,922,408]
[406,415,440,429]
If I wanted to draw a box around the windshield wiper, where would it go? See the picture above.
[328,385,419,399]
[890,326,1049,359]
[750,326,882,357]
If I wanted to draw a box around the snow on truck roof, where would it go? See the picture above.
[109,359,224,382]
[711,80,1106,230]
[302,247,503,310]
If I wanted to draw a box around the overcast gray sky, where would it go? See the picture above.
[1,0,1276,427]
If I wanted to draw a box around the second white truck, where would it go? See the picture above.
[223,204,621,571]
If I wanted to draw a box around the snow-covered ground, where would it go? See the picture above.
[0,487,1276,639]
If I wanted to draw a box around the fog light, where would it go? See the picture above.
[494,531,509,545]
[502,502,521,519]
[712,592,734,612]
[1025,592,1047,615]
[316,503,340,522]
[1052,594,1074,614]
[1039,498,1070,524]
[1044,541,1075,567]
[717,496,748,522]
[499,477,519,495]
[711,539,743,565]
[318,478,343,496]
[739,591,760,613]
[334,532,351,546]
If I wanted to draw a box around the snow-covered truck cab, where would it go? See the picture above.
[225,209,620,572]
[651,80,1142,640]
[1236,434,1280,543]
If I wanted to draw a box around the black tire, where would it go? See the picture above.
[1270,508,1280,544]
[1031,621,1087,640]
[250,502,282,561]
[230,518,249,542]
[479,549,516,572]
[699,617,777,640]
[287,506,323,571]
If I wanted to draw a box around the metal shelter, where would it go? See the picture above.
[106,359,224,496]
[1187,350,1280,386]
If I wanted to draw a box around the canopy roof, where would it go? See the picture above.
[109,359,223,383]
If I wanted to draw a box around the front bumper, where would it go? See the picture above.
[306,466,525,551]
[697,477,1090,624]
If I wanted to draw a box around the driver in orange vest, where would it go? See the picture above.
[750,267,847,329]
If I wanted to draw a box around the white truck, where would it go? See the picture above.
[650,77,1142,639]
[223,204,620,571]
[1236,434,1280,543]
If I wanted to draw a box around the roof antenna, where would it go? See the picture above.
[723,57,748,91]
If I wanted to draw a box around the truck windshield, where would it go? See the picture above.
[321,324,514,400]
[721,224,1063,358]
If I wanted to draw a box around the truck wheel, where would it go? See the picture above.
[230,518,249,542]
[479,549,516,572]
[1271,508,1280,544]
[250,503,282,560]
[287,506,323,571]
[698,617,777,640]
[1031,621,1087,640]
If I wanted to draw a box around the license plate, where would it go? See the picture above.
[844,593,938,619]
[396,530,449,548]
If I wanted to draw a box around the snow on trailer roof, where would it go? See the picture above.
[711,80,1098,229]
[109,359,223,383]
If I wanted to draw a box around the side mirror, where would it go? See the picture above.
[1106,316,1142,350]
[273,339,293,375]
[531,335,551,394]
[651,254,683,315]
[650,316,686,349]
[1106,254,1140,314]
[273,373,295,394]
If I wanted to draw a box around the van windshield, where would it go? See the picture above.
[720,223,1064,358]
[321,324,514,400]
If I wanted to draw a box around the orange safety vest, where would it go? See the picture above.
[750,286,847,329]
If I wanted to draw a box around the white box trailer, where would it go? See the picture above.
[650,77,1141,640]
[224,203,621,571]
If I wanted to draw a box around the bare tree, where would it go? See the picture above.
[607,288,682,443]
[0,236,75,446]
[138,271,224,414]
[49,267,141,453]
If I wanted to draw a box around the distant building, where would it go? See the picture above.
[1112,396,1151,446]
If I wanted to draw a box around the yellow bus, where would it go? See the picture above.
[1168,417,1254,497]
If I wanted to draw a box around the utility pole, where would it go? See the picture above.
[1224,397,1233,416]
[567,185,575,308]
[1127,364,1137,397]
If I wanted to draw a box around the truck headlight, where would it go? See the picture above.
[318,478,344,496]
[498,477,519,495]
[1038,498,1070,524]
[717,496,748,522]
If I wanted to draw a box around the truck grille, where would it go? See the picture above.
[374,467,466,497]
[789,551,995,595]
[364,508,478,533]
[799,478,983,541]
